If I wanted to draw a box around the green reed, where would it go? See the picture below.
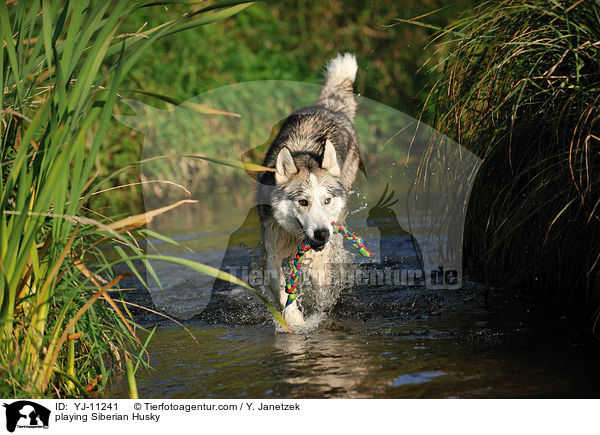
[0,0,290,398]
[413,0,599,323]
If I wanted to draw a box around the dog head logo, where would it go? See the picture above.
[116,80,482,318]
[3,401,50,432]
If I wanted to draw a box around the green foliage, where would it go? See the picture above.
[427,0,600,318]
[122,0,469,112]
[0,0,260,398]
[97,0,472,212]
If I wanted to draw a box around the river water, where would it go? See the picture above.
[108,212,600,398]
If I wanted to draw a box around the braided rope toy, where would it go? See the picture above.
[284,221,372,307]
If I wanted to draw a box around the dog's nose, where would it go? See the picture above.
[313,228,330,243]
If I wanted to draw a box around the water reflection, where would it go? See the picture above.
[273,331,376,397]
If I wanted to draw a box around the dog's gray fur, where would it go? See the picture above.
[257,53,361,328]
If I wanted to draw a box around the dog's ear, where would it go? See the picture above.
[275,147,297,184]
[321,139,340,177]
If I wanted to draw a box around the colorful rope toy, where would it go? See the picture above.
[284,221,372,308]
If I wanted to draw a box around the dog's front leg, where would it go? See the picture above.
[260,234,304,328]
[280,281,305,329]
[309,235,347,311]
[308,246,333,311]
[261,248,283,302]
[263,252,304,328]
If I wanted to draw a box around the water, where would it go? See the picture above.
[109,270,600,398]
[107,204,600,398]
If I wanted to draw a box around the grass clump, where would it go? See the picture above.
[0,0,258,398]
[425,0,600,324]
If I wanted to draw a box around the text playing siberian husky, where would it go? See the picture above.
[257,53,361,328]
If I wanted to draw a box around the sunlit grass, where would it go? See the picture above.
[0,0,289,398]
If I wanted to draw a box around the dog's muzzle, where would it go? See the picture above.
[307,239,328,251]
[307,228,330,251]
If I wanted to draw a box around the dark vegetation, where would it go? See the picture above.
[422,0,600,333]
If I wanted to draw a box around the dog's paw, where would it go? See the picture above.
[282,306,305,328]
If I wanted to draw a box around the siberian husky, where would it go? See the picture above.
[257,53,361,328]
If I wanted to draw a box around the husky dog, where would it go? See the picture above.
[257,53,361,327]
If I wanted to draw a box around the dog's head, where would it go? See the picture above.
[271,139,347,249]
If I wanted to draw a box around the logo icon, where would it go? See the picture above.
[3,401,50,433]
[116,82,482,319]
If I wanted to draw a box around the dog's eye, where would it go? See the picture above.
[298,199,309,207]
[324,197,331,205]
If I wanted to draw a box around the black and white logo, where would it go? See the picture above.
[3,401,50,433]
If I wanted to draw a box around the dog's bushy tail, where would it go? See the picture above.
[318,53,358,120]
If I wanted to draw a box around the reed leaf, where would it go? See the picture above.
[1,0,256,398]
